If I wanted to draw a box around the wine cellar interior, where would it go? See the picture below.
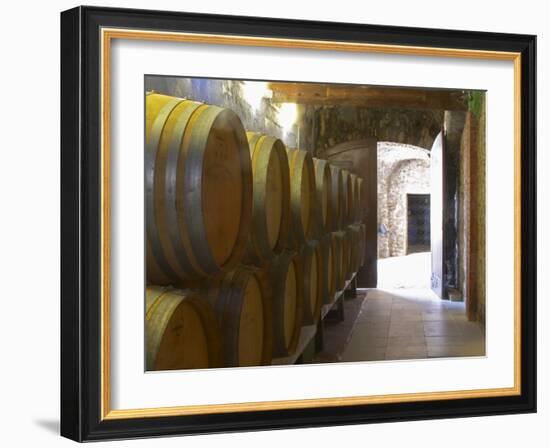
[144,77,487,371]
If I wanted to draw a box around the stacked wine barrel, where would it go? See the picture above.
[145,93,367,370]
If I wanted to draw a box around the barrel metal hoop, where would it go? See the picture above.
[294,150,314,241]
[271,256,288,355]
[165,101,204,278]
[145,287,172,321]
[271,139,290,255]
[184,106,222,274]
[330,166,343,230]
[145,290,183,370]
[146,98,184,282]
[247,135,266,262]
[247,132,262,157]
[288,150,305,243]
[288,255,303,353]
[227,268,248,366]
[314,159,328,235]
[253,135,275,259]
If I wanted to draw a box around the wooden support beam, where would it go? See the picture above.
[268,82,468,110]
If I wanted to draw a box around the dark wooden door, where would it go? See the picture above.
[430,132,445,298]
[407,194,430,254]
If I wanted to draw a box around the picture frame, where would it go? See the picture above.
[60,5,537,442]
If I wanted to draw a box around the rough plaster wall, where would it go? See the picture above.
[377,143,430,258]
[144,77,299,147]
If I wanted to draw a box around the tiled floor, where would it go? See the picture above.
[341,288,485,362]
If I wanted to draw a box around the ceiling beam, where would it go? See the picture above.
[268,83,468,110]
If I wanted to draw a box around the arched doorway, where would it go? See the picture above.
[377,142,432,289]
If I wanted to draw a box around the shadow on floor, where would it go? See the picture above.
[313,291,367,363]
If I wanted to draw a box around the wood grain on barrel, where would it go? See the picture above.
[357,177,365,223]
[201,114,243,265]
[344,229,352,281]
[313,158,333,236]
[265,148,284,247]
[146,286,222,371]
[299,241,323,325]
[286,148,315,247]
[319,233,335,304]
[350,173,358,224]
[341,169,353,225]
[244,132,291,266]
[238,274,265,366]
[331,231,345,291]
[326,237,334,298]
[329,165,344,230]
[348,225,362,273]
[359,223,366,267]
[269,251,303,357]
[203,266,273,367]
[283,260,298,350]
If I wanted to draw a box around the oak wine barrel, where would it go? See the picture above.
[341,169,353,225]
[348,225,362,273]
[335,229,351,281]
[299,241,324,325]
[145,93,252,285]
[350,173,359,224]
[329,165,344,230]
[203,265,273,367]
[356,176,364,222]
[330,232,345,291]
[359,223,366,267]
[344,227,356,279]
[268,251,303,357]
[243,132,291,266]
[146,286,222,371]
[319,233,335,304]
[286,148,316,248]
[312,158,333,237]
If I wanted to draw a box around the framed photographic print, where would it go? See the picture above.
[60,5,536,442]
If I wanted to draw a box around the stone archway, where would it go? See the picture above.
[377,142,430,259]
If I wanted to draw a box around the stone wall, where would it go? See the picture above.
[377,143,430,258]
[144,76,299,147]
[309,106,443,155]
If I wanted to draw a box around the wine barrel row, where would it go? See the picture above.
[145,93,367,371]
